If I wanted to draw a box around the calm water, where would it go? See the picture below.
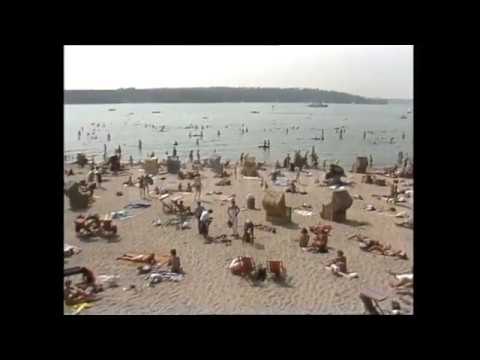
[64,102,413,168]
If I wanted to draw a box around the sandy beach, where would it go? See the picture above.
[64,162,413,315]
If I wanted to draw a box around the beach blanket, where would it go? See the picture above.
[124,202,151,209]
[111,210,135,220]
[294,209,313,216]
[147,271,184,283]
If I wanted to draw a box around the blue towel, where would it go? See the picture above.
[124,202,151,209]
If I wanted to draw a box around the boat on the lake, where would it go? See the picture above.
[152,111,161,114]
[108,108,116,111]
[251,111,260,114]
[400,114,407,119]
[308,103,328,108]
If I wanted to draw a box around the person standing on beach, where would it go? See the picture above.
[398,151,404,166]
[78,130,81,140]
[321,129,325,141]
[217,130,221,137]
[173,146,177,157]
[189,150,194,162]
[107,133,111,142]
[240,153,244,165]
[363,130,366,140]
[234,162,238,180]
[286,153,291,169]
[227,199,240,238]
[199,209,213,239]
[267,139,270,147]
[95,167,102,188]
[194,201,205,234]
[402,132,406,140]
[369,154,373,168]
[196,138,199,146]
[193,175,202,201]
[129,155,134,167]
[390,180,399,205]
[138,140,142,150]
[196,149,200,162]
[138,175,146,199]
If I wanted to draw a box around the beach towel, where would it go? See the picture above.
[111,210,135,220]
[70,302,94,315]
[273,177,289,186]
[294,209,313,216]
[147,271,184,283]
[124,202,151,209]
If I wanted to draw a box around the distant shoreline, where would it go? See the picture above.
[64,87,390,105]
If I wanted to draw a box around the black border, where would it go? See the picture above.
[43,43,429,328]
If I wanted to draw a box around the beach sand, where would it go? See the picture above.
[64,163,413,315]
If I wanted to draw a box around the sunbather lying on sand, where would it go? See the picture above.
[388,270,413,288]
[359,239,408,259]
[117,253,156,264]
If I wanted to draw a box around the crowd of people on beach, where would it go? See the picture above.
[65,112,413,315]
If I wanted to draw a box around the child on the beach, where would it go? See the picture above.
[167,249,182,273]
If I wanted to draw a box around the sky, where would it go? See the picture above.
[64,45,413,99]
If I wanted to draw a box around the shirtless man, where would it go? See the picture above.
[157,249,183,273]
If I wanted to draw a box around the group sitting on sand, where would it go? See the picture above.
[296,225,331,253]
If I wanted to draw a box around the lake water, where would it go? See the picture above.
[64,102,413,168]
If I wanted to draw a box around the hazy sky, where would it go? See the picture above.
[65,45,413,98]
